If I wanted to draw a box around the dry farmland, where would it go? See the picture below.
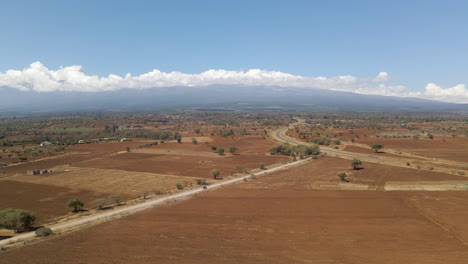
[2,157,468,264]
[0,135,289,224]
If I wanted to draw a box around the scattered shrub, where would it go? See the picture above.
[35,227,53,237]
[0,208,36,233]
[217,148,225,156]
[196,179,207,185]
[211,169,220,179]
[67,198,84,212]
[337,172,349,182]
[351,159,362,170]
[92,199,110,209]
[109,194,122,205]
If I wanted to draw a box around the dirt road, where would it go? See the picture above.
[0,156,310,247]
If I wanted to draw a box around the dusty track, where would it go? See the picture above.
[272,126,468,175]
[0,156,310,247]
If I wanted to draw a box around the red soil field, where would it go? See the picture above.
[355,136,468,162]
[76,152,288,178]
[343,145,405,159]
[67,140,153,154]
[0,181,108,224]
[238,157,466,190]
[0,154,101,177]
[2,185,468,263]
[154,135,277,155]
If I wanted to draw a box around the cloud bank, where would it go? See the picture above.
[0,62,467,104]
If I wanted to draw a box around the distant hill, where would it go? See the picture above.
[0,85,467,115]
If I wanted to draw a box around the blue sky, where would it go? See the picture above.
[0,0,467,102]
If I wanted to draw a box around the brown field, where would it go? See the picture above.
[0,181,107,224]
[2,157,468,263]
[342,145,407,159]
[0,154,101,177]
[355,136,468,162]
[67,140,154,154]
[9,166,197,197]
[154,135,277,155]
[76,152,288,178]
[240,157,467,190]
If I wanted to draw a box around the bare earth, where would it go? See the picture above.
[2,157,468,263]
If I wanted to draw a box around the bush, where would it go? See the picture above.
[176,184,184,190]
[0,208,36,233]
[211,169,220,179]
[268,144,319,157]
[217,148,225,156]
[370,143,384,152]
[67,198,84,212]
[211,146,217,151]
[351,159,362,170]
[191,138,198,144]
[229,146,238,154]
[337,172,348,182]
[457,171,465,176]
[153,190,165,195]
[109,194,122,205]
[259,163,266,170]
[196,179,207,185]
[36,227,53,237]
[92,198,110,209]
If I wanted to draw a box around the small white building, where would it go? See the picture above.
[40,141,52,147]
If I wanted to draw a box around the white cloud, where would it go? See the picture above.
[0,62,467,104]
[410,83,468,104]
[372,72,390,82]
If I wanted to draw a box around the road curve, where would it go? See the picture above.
[274,127,383,161]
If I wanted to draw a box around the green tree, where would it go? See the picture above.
[35,227,53,237]
[217,147,225,156]
[211,145,217,151]
[67,198,84,212]
[370,143,384,152]
[337,172,348,182]
[126,146,130,152]
[0,208,36,233]
[229,146,238,154]
[351,159,362,170]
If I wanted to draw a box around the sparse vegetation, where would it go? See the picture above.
[197,179,207,185]
[337,172,349,182]
[211,168,220,179]
[92,198,110,209]
[351,159,362,170]
[259,163,266,170]
[0,208,36,233]
[229,146,238,154]
[36,227,54,237]
[217,147,225,156]
[67,198,84,212]
[370,143,384,152]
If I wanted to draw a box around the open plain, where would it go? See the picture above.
[2,157,468,263]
